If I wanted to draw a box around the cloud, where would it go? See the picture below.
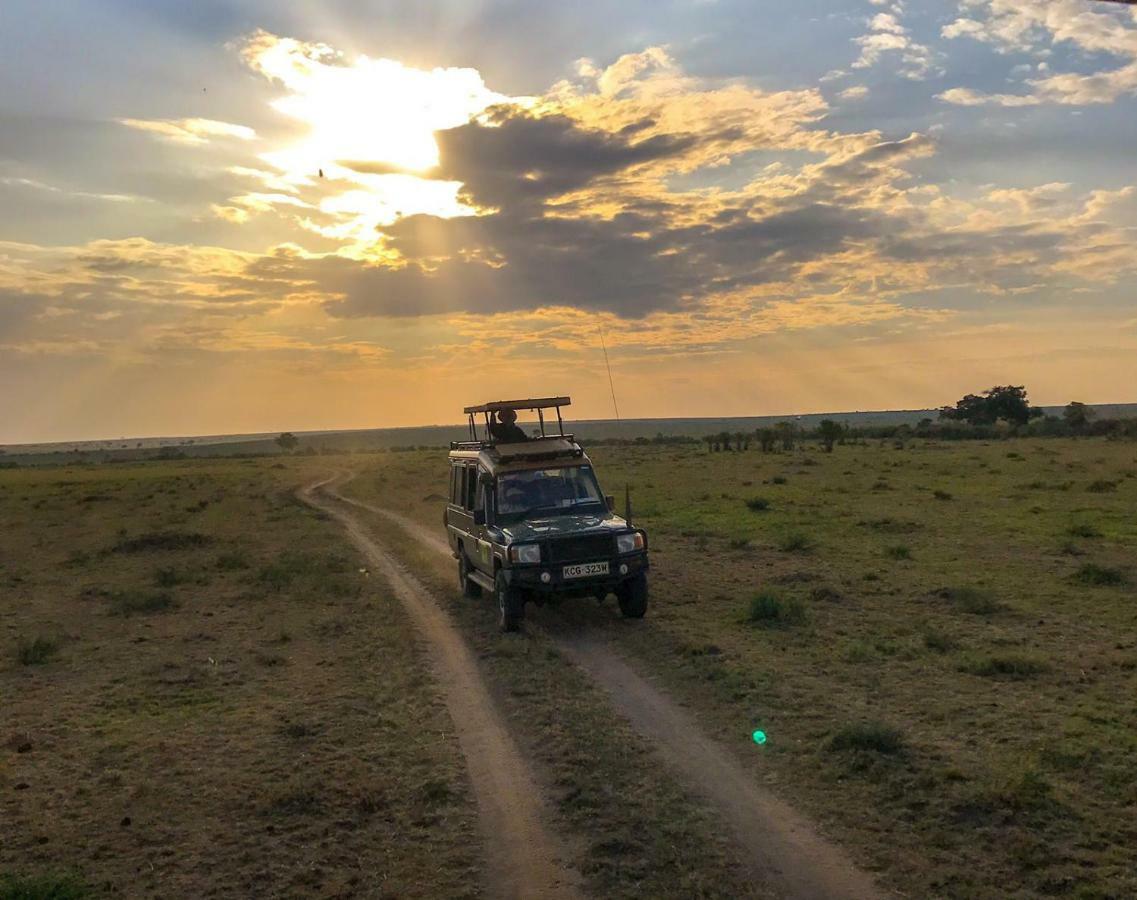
[940,0,1137,105]
[851,5,940,80]
[838,85,870,101]
[118,117,257,145]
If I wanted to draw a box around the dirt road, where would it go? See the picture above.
[300,476,582,900]
[314,477,885,900]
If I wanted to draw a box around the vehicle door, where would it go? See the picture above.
[447,460,474,547]
[470,465,495,575]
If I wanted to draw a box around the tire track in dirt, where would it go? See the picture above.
[337,486,886,900]
[300,476,582,900]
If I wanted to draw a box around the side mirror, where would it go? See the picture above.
[605,495,615,511]
[473,509,486,526]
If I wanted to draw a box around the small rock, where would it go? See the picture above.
[120,816,132,827]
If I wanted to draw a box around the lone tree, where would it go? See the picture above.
[1063,401,1094,431]
[275,432,299,453]
[817,419,844,452]
[939,385,1043,427]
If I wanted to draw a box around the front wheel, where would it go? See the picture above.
[495,570,524,633]
[617,573,648,619]
[458,552,481,599]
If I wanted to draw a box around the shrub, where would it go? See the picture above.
[934,586,1001,615]
[107,591,177,617]
[112,531,210,553]
[1067,523,1101,539]
[16,636,59,666]
[778,532,813,553]
[746,591,807,627]
[771,475,787,485]
[727,538,751,551]
[744,497,770,512]
[961,654,1047,678]
[1071,563,1125,586]
[828,722,905,755]
[923,629,958,653]
[1086,480,1117,493]
[215,550,250,571]
[933,489,953,501]
[809,585,843,603]
[0,872,89,899]
[886,544,911,560]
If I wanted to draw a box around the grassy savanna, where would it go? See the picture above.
[0,460,481,897]
[341,437,1137,899]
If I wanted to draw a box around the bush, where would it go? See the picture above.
[744,497,770,512]
[0,872,89,900]
[1071,563,1125,586]
[746,591,807,627]
[16,636,59,666]
[828,722,905,755]
[934,586,1001,615]
[215,550,250,571]
[933,489,953,501]
[778,532,813,554]
[960,654,1047,678]
[885,544,911,560]
[923,629,958,653]
[112,531,210,553]
[1067,523,1101,539]
[107,591,177,617]
[1086,480,1117,493]
[771,475,787,485]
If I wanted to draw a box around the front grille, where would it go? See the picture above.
[546,534,614,563]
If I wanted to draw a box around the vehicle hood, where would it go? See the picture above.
[500,514,628,544]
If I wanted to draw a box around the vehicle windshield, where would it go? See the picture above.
[496,465,604,521]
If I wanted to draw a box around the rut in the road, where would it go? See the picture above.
[338,487,886,900]
[300,477,582,900]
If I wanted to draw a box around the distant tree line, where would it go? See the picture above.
[693,386,1137,453]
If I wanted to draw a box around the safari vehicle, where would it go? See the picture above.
[445,397,649,632]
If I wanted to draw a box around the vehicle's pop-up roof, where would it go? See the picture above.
[453,396,574,453]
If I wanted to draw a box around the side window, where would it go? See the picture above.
[458,465,468,509]
[465,464,478,510]
[449,464,460,504]
[474,470,488,512]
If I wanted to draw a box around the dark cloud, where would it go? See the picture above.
[281,108,899,318]
[434,106,698,208]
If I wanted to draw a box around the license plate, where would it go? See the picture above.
[563,562,609,579]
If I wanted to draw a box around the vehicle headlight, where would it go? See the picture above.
[617,532,645,554]
[509,543,541,564]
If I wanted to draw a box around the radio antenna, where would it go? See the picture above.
[598,326,621,424]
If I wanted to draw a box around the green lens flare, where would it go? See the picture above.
[752,730,767,745]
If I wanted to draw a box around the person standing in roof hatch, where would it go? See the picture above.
[491,409,529,443]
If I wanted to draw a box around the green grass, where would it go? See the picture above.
[744,496,770,512]
[746,591,807,627]
[885,544,911,560]
[0,457,482,897]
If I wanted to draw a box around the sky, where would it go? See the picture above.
[2,0,1136,443]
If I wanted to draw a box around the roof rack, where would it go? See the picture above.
[462,396,571,443]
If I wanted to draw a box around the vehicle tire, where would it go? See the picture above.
[617,573,648,619]
[495,570,524,633]
[458,551,481,599]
